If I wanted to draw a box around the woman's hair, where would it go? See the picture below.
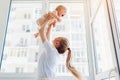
[56,37,81,80]
[66,48,81,80]
[55,5,67,12]
[56,37,68,54]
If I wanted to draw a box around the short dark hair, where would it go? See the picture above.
[55,5,67,12]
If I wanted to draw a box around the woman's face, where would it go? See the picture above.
[53,37,61,48]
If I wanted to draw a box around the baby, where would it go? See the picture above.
[34,5,67,38]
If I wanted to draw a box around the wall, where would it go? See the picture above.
[0,0,11,65]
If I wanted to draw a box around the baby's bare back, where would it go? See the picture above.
[36,13,48,26]
[37,12,58,27]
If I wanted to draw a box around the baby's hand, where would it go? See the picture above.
[34,32,39,38]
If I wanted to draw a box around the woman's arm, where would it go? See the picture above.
[39,20,48,43]
[46,19,57,40]
[46,24,53,41]
[39,16,55,43]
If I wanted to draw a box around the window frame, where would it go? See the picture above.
[0,0,91,80]
[107,0,120,79]
[89,0,120,80]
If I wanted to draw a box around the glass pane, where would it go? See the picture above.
[50,2,89,79]
[1,1,42,73]
[92,1,115,74]
[112,0,120,47]
[1,1,89,80]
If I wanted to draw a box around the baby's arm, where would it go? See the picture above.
[47,12,61,22]
[51,12,61,22]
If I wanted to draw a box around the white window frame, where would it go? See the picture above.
[0,0,91,80]
[88,0,120,80]
[107,0,120,79]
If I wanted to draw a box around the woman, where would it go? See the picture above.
[37,14,81,80]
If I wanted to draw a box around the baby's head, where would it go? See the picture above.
[55,5,67,17]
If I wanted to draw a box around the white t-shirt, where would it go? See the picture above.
[37,40,60,79]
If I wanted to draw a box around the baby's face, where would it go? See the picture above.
[58,10,66,17]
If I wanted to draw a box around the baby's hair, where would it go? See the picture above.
[55,5,67,12]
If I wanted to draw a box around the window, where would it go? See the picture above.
[1,0,89,80]
[92,0,115,74]
[112,0,120,46]
[90,0,119,80]
[1,1,42,73]
[90,0,101,17]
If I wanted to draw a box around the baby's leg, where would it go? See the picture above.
[34,22,54,38]
[36,18,45,27]
[35,18,45,38]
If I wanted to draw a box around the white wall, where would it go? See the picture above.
[0,0,11,65]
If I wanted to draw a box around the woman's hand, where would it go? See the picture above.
[45,12,57,24]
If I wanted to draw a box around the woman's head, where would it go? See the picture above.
[53,37,80,79]
[53,37,69,54]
